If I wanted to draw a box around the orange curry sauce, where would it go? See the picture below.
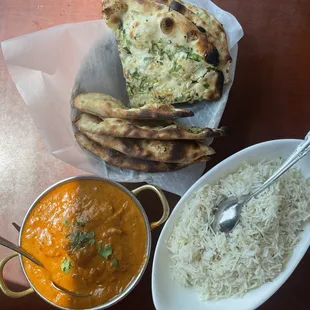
[21,180,147,309]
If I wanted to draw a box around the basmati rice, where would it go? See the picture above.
[167,159,310,299]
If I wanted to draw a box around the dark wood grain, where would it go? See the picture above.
[1,0,309,309]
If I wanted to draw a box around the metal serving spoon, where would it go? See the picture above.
[0,236,90,297]
[212,131,310,234]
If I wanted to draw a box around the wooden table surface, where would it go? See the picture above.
[0,0,309,309]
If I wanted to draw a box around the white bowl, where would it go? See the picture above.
[152,139,310,310]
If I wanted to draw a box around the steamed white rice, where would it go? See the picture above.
[167,159,310,299]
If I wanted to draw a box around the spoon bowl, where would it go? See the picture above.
[212,196,241,233]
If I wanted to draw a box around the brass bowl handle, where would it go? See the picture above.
[0,253,34,298]
[132,184,170,230]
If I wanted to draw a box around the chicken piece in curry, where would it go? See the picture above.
[21,179,147,309]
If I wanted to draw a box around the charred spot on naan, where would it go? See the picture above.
[169,142,187,161]
[204,47,220,66]
[102,2,128,27]
[215,70,225,98]
[134,107,193,119]
[196,25,206,33]
[169,0,186,14]
[160,17,175,34]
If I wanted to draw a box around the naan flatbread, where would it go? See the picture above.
[74,93,193,120]
[102,0,224,107]
[75,132,204,172]
[84,132,214,163]
[75,113,226,140]
[155,0,231,82]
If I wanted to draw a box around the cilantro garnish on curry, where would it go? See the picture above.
[21,179,147,309]
[61,257,72,274]
[98,244,112,259]
[67,230,95,250]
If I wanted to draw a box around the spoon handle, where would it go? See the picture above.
[0,236,42,267]
[245,131,310,203]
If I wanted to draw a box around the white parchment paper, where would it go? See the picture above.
[1,0,243,196]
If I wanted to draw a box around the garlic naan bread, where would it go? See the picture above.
[74,93,193,120]
[155,0,231,82]
[84,132,214,163]
[75,113,226,140]
[102,0,225,107]
[76,132,203,172]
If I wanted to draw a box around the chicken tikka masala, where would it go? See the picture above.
[21,179,147,309]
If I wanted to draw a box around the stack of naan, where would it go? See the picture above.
[74,1,231,172]
[74,93,226,172]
